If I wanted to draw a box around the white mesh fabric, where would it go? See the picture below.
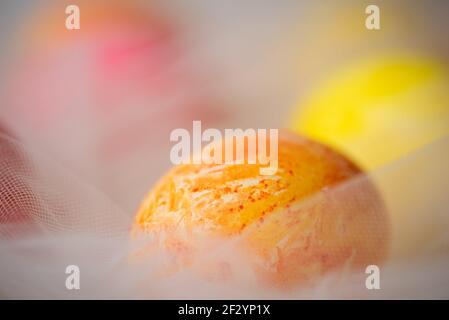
[0,132,449,298]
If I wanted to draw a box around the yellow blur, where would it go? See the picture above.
[290,55,449,169]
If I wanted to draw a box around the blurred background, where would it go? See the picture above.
[1,0,449,298]
[1,0,449,212]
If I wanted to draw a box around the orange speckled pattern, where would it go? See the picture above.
[133,131,390,288]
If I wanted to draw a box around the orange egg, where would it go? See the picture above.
[21,0,174,49]
[133,132,390,288]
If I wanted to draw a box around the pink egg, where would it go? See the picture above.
[2,1,224,209]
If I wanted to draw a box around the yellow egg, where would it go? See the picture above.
[290,56,449,169]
